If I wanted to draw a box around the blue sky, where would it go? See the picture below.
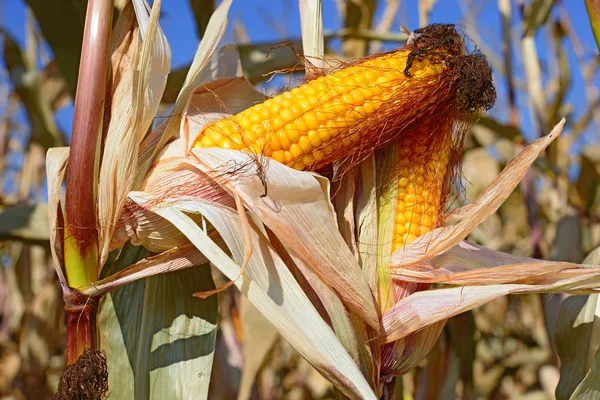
[1,0,598,196]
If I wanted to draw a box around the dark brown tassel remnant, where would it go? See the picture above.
[55,348,109,400]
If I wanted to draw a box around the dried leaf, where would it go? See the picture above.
[1,29,64,149]
[237,296,278,400]
[128,193,376,399]
[141,0,233,180]
[523,0,556,36]
[98,0,171,265]
[391,119,565,268]
[189,0,216,38]
[191,147,379,329]
[382,255,600,344]
[46,147,70,290]
[299,0,324,72]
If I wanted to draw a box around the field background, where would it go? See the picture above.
[1,0,599,398]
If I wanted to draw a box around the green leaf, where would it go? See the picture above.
[555,247,600,400]
[1,29,65,149]
[0,204,49,244]
[447,312,476,396]
[188,0,215,38]
[573,153,600,213]
[24,0,86,95]
[585,0,600,52]
[98,243,218,400]
[523,0,556,37]
[570,348,600,399]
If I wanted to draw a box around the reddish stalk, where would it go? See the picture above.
[64,0,113,365]
[66,303,98,363]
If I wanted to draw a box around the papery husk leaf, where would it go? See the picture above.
[382,284,531,343]
[190,76,262,114]
[98,0,171,265]
[288,250,370,378]
[130,45,241,220]
[556,247,600,400]
[128,192,376,399]
[112,138,234,252]
[391,119,565,268]
[237,296,278,400]
[391,240,600,287]
[330,167,376,384]
[334,168,359,257]
[375,146,399,314]
[299,0,325,71]
[586,0,600,51]
[356,154,379,294]
[138,0,232,183]
[46,147,70,290]
[380,320,446,377]
[382,269,600,344]
[190,147,379,329]
[84,245,215,297]
[97,243,218,400]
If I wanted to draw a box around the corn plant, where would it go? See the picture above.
[46,0,600,398]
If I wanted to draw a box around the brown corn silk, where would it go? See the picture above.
[379,25,496,378]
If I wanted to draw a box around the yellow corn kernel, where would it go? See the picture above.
[193,48,446,170]
[391,132,452,250]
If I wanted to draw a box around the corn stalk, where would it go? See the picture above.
[63,0,113,366]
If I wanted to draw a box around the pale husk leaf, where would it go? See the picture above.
[128,192,376,399]
[299,0,325,71]
[237,296,278,400]
[190,147,379,329]
[382,268,600,344]
[356,154,379,294]
[84,244,216,297]
[381,320,446,376]
[391,119,565,268]
[381,284,532,343]
[392,240,600,287]
[137,0,232,183]
[46,147,70,289]
[98,0,171,265]
[184,75,264,147]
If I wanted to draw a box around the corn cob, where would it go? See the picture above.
[193,51,446,171]
[390,120,453,252]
